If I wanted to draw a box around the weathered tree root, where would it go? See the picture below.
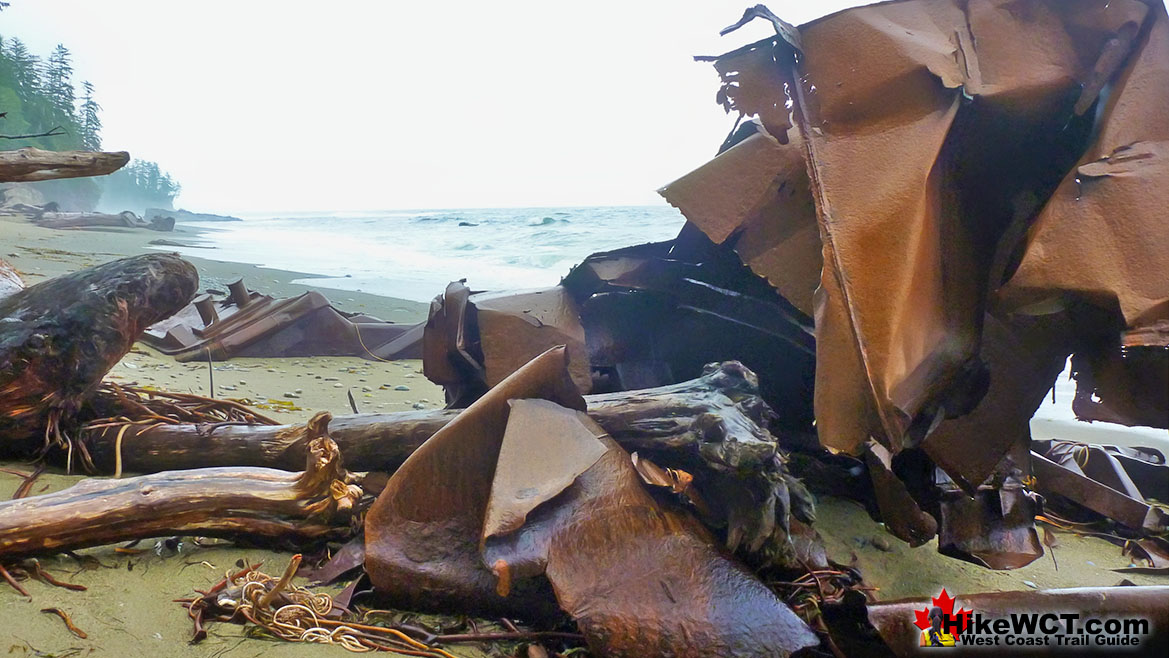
[0,412,362,561]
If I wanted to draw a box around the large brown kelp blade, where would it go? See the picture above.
[365,347,818,656]
[0,253,197,459]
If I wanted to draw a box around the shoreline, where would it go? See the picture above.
[1,214,432,323]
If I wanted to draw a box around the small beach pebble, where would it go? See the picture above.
[334,383,344,388]
[871,536,891,552]
[284,392,299,398]
[324,377,339,381]
[1023,580,1038,589]
[412,402,426,409]
[267,368,276,373]
[362,386,372,392]
[394,385,410,391]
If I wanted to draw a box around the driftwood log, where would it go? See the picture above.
[35,210,175,232]
[80,362,815,567]
[83,361,778,475]
[0,253,198,463]
[0,148,129,183]
[0,413,361,561]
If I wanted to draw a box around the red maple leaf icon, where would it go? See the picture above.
[914,588,972,634]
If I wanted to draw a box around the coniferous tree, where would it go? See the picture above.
[78,80,101,150]
[43,44,74,119]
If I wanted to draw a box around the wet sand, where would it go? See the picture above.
[1,214,1165,655]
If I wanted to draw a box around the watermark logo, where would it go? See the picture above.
[914,588,970,647]
[912,588,1152,650]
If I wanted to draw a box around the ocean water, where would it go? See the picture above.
[177,205,685,303]
[171,206,1163,448]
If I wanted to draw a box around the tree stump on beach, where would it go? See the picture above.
[0,253,198,465]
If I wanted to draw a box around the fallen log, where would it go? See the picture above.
[0,253,199,464]
[80,361,815,568]
[81,361,778,475]
[0,413,361,561]
[0,148,129,183]
[34,210,175,232]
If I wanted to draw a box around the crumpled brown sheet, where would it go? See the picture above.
[422,282,590,405]
[365,346,819,656]
[665,0,1167,482]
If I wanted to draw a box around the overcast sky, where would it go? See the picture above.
[3,1,865,213]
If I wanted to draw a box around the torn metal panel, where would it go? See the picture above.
[921,313,1075,493]
[481,399,820,657]
[1071,346,1169,429]
[1031,451,1168,534]
[364,346,584,619]
[471,287,591,394]
[999,2,1169,333]
[365,349,819,655]
[1038,439,1168,513]
[141,282,422,362]
[868,586,1169,656]
[936,464,1043,570]
[684,0,1166,460]
[863,440,937,547]
[658,131,822,316]
[422,280,485,405]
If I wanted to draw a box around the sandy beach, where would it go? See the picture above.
[0,215,1165,656]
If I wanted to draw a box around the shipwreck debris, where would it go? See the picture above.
[141,279,423,362]
[366,347,819,656]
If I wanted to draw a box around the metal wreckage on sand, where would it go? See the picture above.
[1,1,1169,656]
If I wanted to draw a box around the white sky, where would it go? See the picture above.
[1,0,865,213]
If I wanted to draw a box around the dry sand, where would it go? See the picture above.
[0,214,1164,656]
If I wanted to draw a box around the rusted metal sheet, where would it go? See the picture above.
[659,132,821,316]
[472,287,591,393]
[672,0,1167,473]
[1043,440,1165,503]
[936,463,1044,570]
[366,346,584,619]
[999,3,1169,335]
[141,279,422,362]
[868,586,1169,656]
[920,313,1076,494]
[421,241,817,430]
[863,440,937,547]
[1032,451,1169,534]
[365,347,818,656]
[1071,346,1169,429]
